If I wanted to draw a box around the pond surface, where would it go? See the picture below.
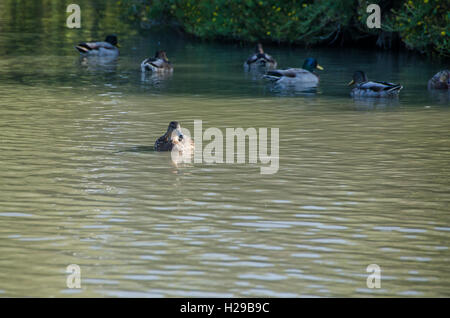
[0,1,449,297]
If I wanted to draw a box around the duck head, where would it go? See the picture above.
[438,71,449,84]
[105,34,119,47]
[155,50,169,62]
[302,58,324,72]
[165,121,184,143]
[348,71,369,86]
[256,43,264,54]
[254,43,269,65]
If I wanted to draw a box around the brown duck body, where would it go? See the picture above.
[428,70,449,90]
[154,135,175,151]
[141,51,173,73]
[263,58,323,86]
[154,121,194,152]
[244,43,277,69]
[75,35,119,57]
[348,71,402,97]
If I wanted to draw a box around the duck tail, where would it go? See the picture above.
[263,74,280,81]
[266,70,283,77]
[388,84,403,93]
[263,70,283,81]
[75,43,90,53]
[140,61,148,72]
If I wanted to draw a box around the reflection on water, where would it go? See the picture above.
[428,89,450,105]
[140,72,173,88]
[0,1,449,298]
[269,81,319,97]
[80,56,119,71]
[352,96,401,111]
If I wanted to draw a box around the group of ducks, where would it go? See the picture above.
[75,35,449,152]
[75,34,173,72]
[76,35,449,97]
[243,43,449,96]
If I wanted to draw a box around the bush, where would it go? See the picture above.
[384,0,449,56]
[119,0,449,56]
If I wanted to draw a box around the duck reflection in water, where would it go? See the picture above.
[352,96,400,110]
[79,55,118,72]
[268,81,319,97]
[140,71,173,86]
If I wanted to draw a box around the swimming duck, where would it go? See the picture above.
[244,43,277,70]
[263,58,324,85]
[348,71,403,97]
[75,35,119,57]
[154,121,194,152]
[428,70,449,90]
[141,51,173,73]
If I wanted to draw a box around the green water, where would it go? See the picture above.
[0,1,449,297]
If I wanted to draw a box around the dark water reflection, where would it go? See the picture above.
[0,1,449,297]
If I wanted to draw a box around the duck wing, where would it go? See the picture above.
[75,41,116,53]
[246,53,259,65]
[358,81,403,93]
[262,53,276,64]
[142,57,170,69]
[154,134,172,151]
[266,68,304,78]
[246,52,276,65]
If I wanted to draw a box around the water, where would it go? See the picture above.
[0,1,449,297]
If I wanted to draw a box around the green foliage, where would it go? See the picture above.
[120,0,449,56]
[384,0,449,56]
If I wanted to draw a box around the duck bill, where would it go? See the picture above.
[347,79,355,86]
[174,128,184,141]
[116,43,121,48]
[316,64,324,71]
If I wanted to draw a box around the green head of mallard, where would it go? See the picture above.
[302,58,324,73]
[105,34,119,47]
[348,70,369,86]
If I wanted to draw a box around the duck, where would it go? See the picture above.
[263,58,324,85]
[348,71,403,97]
[244,43,277,70]
[75,34,119,57]
[141,51,173,73]
[428,70,449,90]
[154,121,194,153]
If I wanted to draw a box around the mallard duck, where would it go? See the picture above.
[348,71,403,97]
[244,43,277,69]
[154,121,194,152]
[263,58,323,85]
[141,51,173,73]
[428,70,449,90]
[75,35,119,57]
